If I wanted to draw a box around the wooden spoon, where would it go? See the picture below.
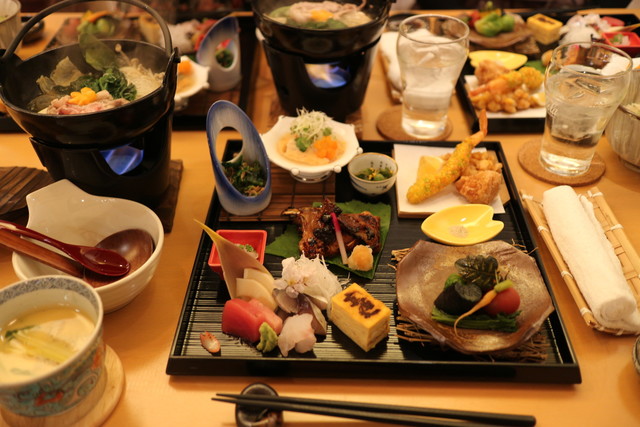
[82,229,155,287]
[0,228,155,288]
[0,219,130,276]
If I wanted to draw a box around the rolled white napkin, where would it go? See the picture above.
[543,185,640,333]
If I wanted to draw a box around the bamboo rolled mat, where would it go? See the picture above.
[521,187,640,336]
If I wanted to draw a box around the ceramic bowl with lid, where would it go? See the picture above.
[0,275,104,418]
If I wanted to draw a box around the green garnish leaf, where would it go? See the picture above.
[431,306,520,332]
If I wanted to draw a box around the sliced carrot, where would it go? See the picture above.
[313,136,338,160]
[177,59,193,75]
[453,279,513,335]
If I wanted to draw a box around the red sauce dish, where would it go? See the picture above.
[208,229,267,277]
[603,32,640,57]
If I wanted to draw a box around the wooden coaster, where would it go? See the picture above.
[518,139,605,186]
[0,167,54,223]
[0,345,125,427]
[376,105,453,141]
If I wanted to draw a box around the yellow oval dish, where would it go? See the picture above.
[469,50,528,70]
[421,204,504,246]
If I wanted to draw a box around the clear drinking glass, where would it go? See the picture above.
[540,42,632,176]
[396,14,469,139]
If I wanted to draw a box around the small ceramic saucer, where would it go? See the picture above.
[421,204,504,246]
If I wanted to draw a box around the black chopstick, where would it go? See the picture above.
[214,393,536,427]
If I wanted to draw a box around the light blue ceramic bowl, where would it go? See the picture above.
[206,100,272,216]
[0,275,104,417]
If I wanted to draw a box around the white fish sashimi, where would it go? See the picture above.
[278,313,316,357]
[274,255,343,310]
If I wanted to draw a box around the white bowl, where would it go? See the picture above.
[0,275,104,417]
[261,115,362,182]
[12,180,164,313]
[347,152,398,196]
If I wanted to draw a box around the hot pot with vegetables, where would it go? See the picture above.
[0,0,179,148]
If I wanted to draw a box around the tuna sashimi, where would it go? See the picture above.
[278,313,316,357]
[247,298,283,334]
[221,298,283,343]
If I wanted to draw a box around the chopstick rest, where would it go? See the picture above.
[213,392,536,427]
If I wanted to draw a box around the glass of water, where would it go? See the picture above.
[396,14,469,139]
[540,42,632,176]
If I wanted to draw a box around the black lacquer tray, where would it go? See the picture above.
[167,139,581,384]
[456,13,640,135]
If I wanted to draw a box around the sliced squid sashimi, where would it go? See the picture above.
[278,313,316,357]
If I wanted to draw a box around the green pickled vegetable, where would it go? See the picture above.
[475,13,503,37]
[221,155,266,197]
[500,14,515,32]
[355,167,394,181]
[475,12,516,37]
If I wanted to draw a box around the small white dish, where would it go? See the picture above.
[421,204,504,246]
[393,144,505,215]
[174,55,210,108]
[348,152,398,197]
[12,180,164,313]
[261,115,362,183]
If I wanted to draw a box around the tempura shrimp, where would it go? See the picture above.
[406,110,488,204]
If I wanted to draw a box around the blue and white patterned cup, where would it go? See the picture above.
[0,276,104,417]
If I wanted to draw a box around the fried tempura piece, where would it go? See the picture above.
[455,170,503,205]
[474,59,510,85]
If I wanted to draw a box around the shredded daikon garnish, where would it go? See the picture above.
[289,108,333,152]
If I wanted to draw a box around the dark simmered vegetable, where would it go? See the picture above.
[434,280,482,315]
[454,254,500,293]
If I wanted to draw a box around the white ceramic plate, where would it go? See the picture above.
[463,75,546,120]
[393,145,505,216]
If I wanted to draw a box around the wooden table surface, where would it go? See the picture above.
[1,9,640,427]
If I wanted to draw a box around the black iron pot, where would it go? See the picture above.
[251,0,393,59]
[0,0,179,148]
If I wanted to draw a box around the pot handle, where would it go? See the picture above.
[1,0,173,60]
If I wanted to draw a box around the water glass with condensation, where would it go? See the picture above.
[396,14,469,139]
[540,42,632,176]
[0,0,21,50]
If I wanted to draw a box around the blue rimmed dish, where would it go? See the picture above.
[206,100,272,216]
[196,15,241,92]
